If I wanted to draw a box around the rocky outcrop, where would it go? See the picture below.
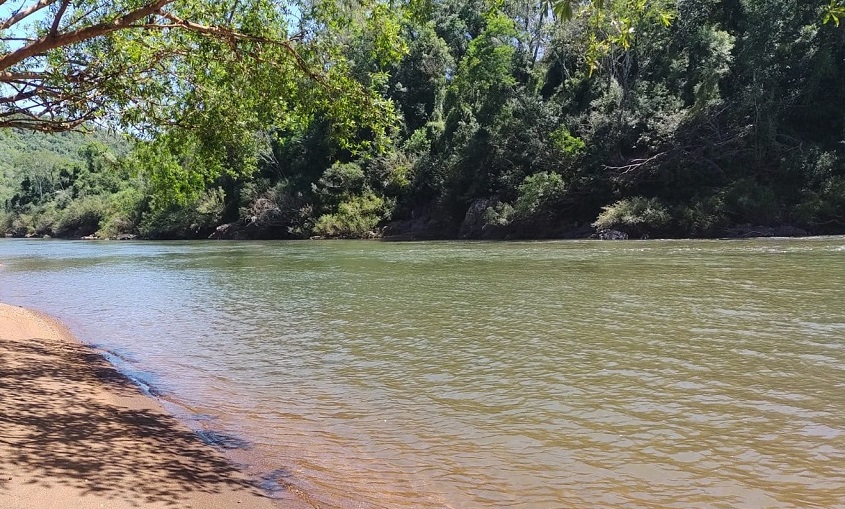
[208,222,242,240]
[458,199,493,239]
[593,229,629,240]
[208,218,300,240]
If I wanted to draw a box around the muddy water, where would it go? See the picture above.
[1,238,844,508]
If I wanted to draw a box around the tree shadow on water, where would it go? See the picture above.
[0,335,270,506]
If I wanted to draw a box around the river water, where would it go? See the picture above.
[1,238,844,508]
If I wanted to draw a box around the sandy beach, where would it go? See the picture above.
[0,303,281,509]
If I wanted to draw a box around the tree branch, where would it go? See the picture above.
[0,0,339,133]
[0,0,58,31]
[0,0,173,71]
[50,0,70,36]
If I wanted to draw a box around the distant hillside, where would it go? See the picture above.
[0,128,129,172]
[0,128,131,210]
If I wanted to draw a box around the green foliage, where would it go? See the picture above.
[98,188,147,238]
[316,162,367,198]
[484,201,516,227]
[392,22,454,133]
[0,209,12,233]
[514,172,566,218]
[139,188,226,239]
[549,127,586,158]
[238,179,312,236]
[823,0,845,26]
[721,180,782,226]
[53,196,108,238]
[577,0,676,75]
[313,191,390,237]
[677,195,729,237]
[3,0,845,240]
[690,28,735,111]
[593,196,671,235]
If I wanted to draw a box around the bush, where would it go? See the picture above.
[514,172,566,219]
[239,180,311,236]
[313,191,390,238]
[367,151,413,195]
[484,201,515,227]
[316,162,366,197]
[593,196,671,236]
[139,188,225,239]
[98,188,146,238]
[54,195,107,237]
[793,176,845,231]
[32,203,60,235]
[549,127,586,158]
[721,179,781,225]
[677,195,729,237]
[0,210,11,234]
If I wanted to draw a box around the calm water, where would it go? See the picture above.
[1,238,844,508]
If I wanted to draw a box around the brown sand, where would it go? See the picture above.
[0,303,282,509]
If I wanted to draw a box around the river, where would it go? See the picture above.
[1,238,844,508]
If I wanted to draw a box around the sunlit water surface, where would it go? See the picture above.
[1,238,844,508]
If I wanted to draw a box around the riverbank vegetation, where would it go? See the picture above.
[2,0,844,240]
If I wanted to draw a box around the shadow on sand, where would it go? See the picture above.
[0,334,271,507]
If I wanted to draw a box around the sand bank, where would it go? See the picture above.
[0,303,280,509]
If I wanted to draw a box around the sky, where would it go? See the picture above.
[2,0,51,53]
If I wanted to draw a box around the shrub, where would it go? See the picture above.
[793,176,845,231]
[98,188,146,238]
[316,161,366,196]
[721,179,781,225]
[549,127,586,158]
[239,180,310,235]
[139,188,225,239]
[514,172,566,219]
[484,201,515,227]
[32,203,60,235]
[677,195,729,237]
[54,195,107,237]
[593,196,671,236]
[313,192,390,238]
[0,210,12,234]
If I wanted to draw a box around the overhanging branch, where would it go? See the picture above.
[0,0,335,132]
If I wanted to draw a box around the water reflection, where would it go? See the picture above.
[1,238,844,508]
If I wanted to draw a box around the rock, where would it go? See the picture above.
[360,228,383,239]
[116,233,137,241]
[208,222,236,240]
[208,221,256,240]
[459,199,493,239]
[42,234,51,239]
[594,229,629,240]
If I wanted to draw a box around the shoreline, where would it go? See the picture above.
[4,232,845,242]
[0,303,287,509]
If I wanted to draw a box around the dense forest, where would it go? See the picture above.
[2,0,844,240]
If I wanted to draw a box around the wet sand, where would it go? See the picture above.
[0,303,281,509]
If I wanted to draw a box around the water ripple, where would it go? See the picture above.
[1,238,844,508]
